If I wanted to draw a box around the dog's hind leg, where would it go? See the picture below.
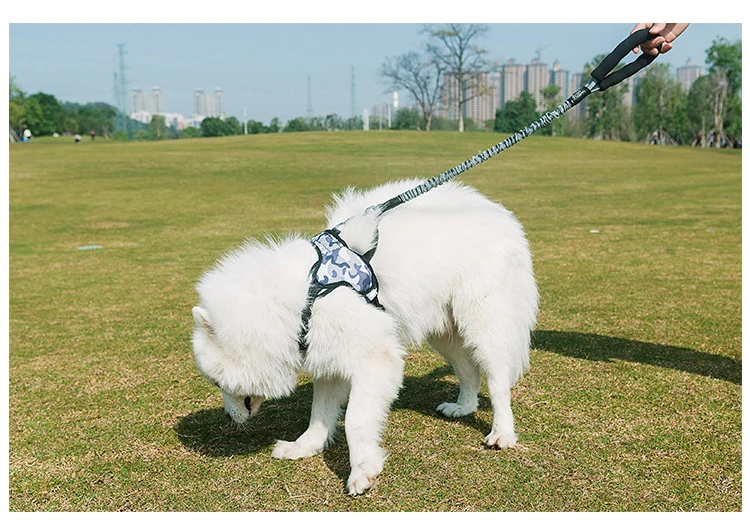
[272,376,349,460]
[468,328,529,449]
[428,331,481,418]
[482,366,518,449]
[453,301,532,449]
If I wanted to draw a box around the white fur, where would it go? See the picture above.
[192,180,538,495]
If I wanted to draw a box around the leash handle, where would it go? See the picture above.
[590,28,661,91]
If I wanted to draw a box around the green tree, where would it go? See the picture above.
[706,37,741,94]
[224,116,243,135]
[704,37,742,146]
[22,97,44,136]
[583,54,630,140]
[112,130,130,141]
[539,84,562,136]
[200,117,227,137]
[180,127,202,138]
[283,117,310,132]
[26,92,65,135]
[342,116,362,131]
[324,114,344,131]
[494,91,538,133]
[391,107,420,130]
[686,75,714,146]
[246,120,264,134]
[62,116,78,134]
[307,117,325,131]
[267,117,281,133]
[9,76,26,135]
[71,102,116,137]
[633,63,683,143]
[149,114,167,140]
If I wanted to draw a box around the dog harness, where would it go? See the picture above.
[298,228,383,351]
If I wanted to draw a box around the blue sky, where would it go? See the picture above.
[7,5,742,125]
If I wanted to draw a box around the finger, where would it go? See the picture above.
[649,23,667,34]
[632,23,648,53]
[642,35,665,52]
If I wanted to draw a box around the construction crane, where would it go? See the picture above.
[535,44,550,63]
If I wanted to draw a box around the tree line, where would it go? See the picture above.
[10,77,124,140]
[381,24,741,147]
[9,75,366,141]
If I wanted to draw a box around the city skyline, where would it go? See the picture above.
[9,22,741,125]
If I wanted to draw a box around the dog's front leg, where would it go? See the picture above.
[272,376,348,460]
[344,349,404,496]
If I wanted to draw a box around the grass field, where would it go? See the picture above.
[8,131,741,512]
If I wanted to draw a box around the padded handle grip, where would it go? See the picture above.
[590,28,661,91]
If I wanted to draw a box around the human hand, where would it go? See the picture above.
[631,23,690,55]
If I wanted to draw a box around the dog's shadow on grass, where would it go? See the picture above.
[532,330,741,385]
[173,368,485,491]
[174,383,316,458]
[175,329,740,492]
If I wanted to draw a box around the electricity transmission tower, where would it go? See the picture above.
[113,44,129,133]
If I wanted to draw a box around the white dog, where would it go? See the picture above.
[191,180,538,495]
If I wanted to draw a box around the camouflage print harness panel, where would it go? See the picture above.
[298,228,383,351]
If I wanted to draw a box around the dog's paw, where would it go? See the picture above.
[483,431,518,449]
[437,401,477,418]
[346,452,385,496]
[271,439,323,460]
[347,463,382,496]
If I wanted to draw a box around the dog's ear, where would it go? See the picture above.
[192,306,214,334]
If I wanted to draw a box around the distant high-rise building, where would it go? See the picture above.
[193,89,207,117]
[129,86,166,122]
[130,88,144,114]
[151,86,164,113]
[526,59,550,111]
[500,59,526,108]
[676,59,703,91]
[463,72,499,125]
[437,72,499,125]
[438,73,460,121]
[209,87,226,118]
[193,87,225,119]
[130,86,163,114]
[550,60,569,100]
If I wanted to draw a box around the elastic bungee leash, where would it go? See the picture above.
[297,29,662,351]
[365,28,663,218]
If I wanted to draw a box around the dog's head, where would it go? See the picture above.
[191,306,267,423]
[191,239,311,424]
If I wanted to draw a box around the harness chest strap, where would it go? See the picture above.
[298,228,383,352]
